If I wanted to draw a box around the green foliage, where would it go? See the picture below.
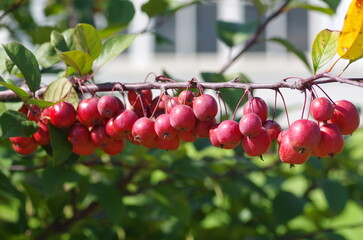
[1,1,363,240]
[311,29,339,74]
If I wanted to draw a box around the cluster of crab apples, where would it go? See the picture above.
[9,88,360,165]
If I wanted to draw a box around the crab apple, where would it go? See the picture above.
[150,94,169,113]
[239,113,262,137]
[263,119,282,141]
[128,134,143,146]
[155,114,179,140]
[132,105,151,118]
[49,101,76,128]
[313,123,344,158]
[178,90,194,106]
[241,128,271,157]
[33,121,50,146]
[97,95,124,119]
[12,140,38,155]
[113,110,139,137]
[156,137,180,151]
[193,94,218,121]
[68,123,90,145]
[77,97,104,127]
[209,124,239,149]
[143,137,157,148]
[128,89,152,109]
[310,97,334,121]
[217,120,242,144]
[132,117,156,143]
[243,97,269,123]
[90,125,113,148]
[170,104,196,132]
[105,117,124,140]
[195,118,216,138]
[10,136,35,148]
[179,129,197,142]
[165,97,179,114]
[328,100,360,135]
[27,105,42,122]
[72,138,97,156]
[101,139,125,155]
[288,119,321,153]
[278,133,311,165]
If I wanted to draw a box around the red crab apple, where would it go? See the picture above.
[217,120,242,144]
[243,97,268,123]
[310,97,334,121]
[68,123,90,145]
[155,114,179,140]
[170,104,196,132]
[241,128,271,157]
[287,119,320,153]
[328,100,360,135]
[278,133,311,165]
[239,113,262,137]
[313,123,344,158]
[97,95,124,118]
[49,101,76,128]
[77,97,104,127]
[193,94,218,121]
[128,89,152,109]
[132,117,156,143]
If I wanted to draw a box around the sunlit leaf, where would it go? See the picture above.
[43,77,79,108]
[96,34,137,67]
[337,0,363,60]
[50,30,69,52]
[0,81,30,101]
[311,29,340,74]
[58,50,93,75]
[73,23,102,60]
[35,42,60,68]
[3,42,41,92]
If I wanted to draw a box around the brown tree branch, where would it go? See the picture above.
[219,0,292,74]
[1,73,362,102]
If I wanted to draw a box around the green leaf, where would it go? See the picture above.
[166,0,200,16]
[216,21,257,48]
[311,29,339,74]
[272,191,305,223]
[35,42,60,68]
[155,33,173,45]
[3,42,41,92]
[141,0,169,17]
[288,3,334,16]
[0,81,30,101]
[96,34,137,67]
[268,38,312,72]
[97,25,127,40]
[321,179,348,214]
[322,0,340,12]
[27,99,56,109]
[50,30,69,52]
[106,0,135,25]
[43,77,79,108]
[0,110,38,138]
[73,23,102,60]
[62,28,75,50]
[58,50,93,75]
[92,183,124,224]
[48,124,73,164]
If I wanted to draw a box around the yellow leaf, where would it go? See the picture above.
[337,0,363,60]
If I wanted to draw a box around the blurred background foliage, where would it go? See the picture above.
[1,0,363,239]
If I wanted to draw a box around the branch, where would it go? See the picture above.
[1,73,362,102]
[219,0,292,74]
[0,0,27,22]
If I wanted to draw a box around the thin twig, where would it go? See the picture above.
[219,0,292,74]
